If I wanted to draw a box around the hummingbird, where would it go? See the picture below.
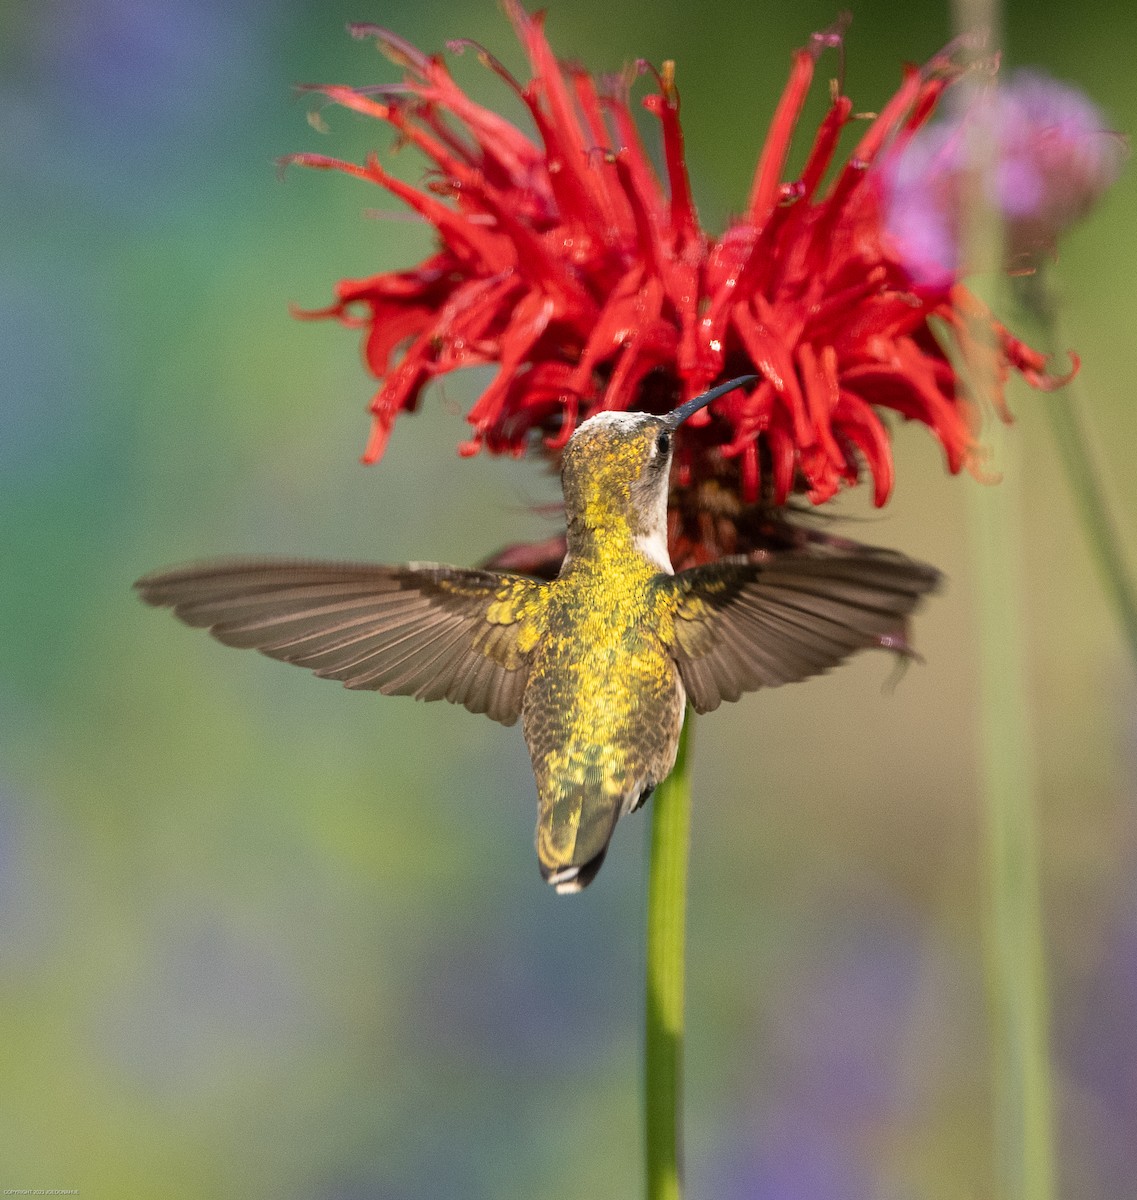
[136,377,940,892]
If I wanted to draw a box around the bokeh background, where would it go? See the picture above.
[2,0,1134,1196]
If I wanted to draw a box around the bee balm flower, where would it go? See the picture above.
[286,5,1073,568]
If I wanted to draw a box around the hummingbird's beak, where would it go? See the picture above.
[664,375,759,429]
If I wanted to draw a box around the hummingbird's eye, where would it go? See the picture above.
[655,431,671,456]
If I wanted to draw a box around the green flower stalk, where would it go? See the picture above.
[1017,272,1137,668]
[644,719,693,1200]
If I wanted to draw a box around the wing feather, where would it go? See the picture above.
[135,558,543,725]
[337,612,469,688]
[659,545,941,713]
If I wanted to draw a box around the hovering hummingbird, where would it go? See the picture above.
[136,377,940,892]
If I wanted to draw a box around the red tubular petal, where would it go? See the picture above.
[464,185,599,311]
[466,292,556,432]
[797,96,854,202]
[544,393,578,450]
[280,151,379,182]
[568,267,655,394]
[804,459,841,504]
[570,69,637,241]
[670,260,706,382]
[421,81,545,191]
[363,307,432,376]
[493,362,580,452]
[834,391,895,505]
[381,30,545,184]
[1019,347,1079,392]
[747,47,817,225]
[306,84,520,210]
[520,92,613,246]
[719,380,775,455]
[700,228,756,343]
[846,64,925,170]
[290,299,352,323]
[641,85,699,246]
[363,411,395,463]
[432,275,521,369]
[830,292,937,357]
[301,83,392,122]
[767,422,797,504]
[803,266,890,341]
[504,1,615,240]
[732,302,813,448]
[362,326,441,462]
[348,25,433,74]
[611,153,666,278]
[503,2,582,153]
[601,321,678,411]
[902,75,950,135]
[849,346,976,473]
[351,152,514,272]
[570,66,611,149]
[796,342,845,467]
[602,84,668,228]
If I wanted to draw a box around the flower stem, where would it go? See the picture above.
[946,3,1056,1191]
[644,716,693,1200]
[1016,273,1137,669]
[969,445,1056,1200]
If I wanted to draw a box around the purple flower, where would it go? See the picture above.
[882,69,1126,285]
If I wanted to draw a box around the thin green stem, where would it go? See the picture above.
[1017,273,1137,668]
[644,716,693,1200]
[1046,392,1137,662]
[947,2,1057,1191]
[969,464,1056,1200]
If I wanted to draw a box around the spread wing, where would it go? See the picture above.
[658,547,941,713]
[135,558,544,725]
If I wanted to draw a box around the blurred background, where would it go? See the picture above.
[1,0,1134,1196]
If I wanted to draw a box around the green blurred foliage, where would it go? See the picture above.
[1,1,1134,1197]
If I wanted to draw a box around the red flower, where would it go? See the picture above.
[285,5,1071,568]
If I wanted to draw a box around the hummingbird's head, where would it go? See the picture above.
[560,377,758,568]
[561,411,675,557]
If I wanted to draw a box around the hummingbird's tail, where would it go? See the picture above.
[540,846,611,894]
[535,775,634,894]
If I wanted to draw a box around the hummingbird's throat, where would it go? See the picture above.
[565,499,673,573]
